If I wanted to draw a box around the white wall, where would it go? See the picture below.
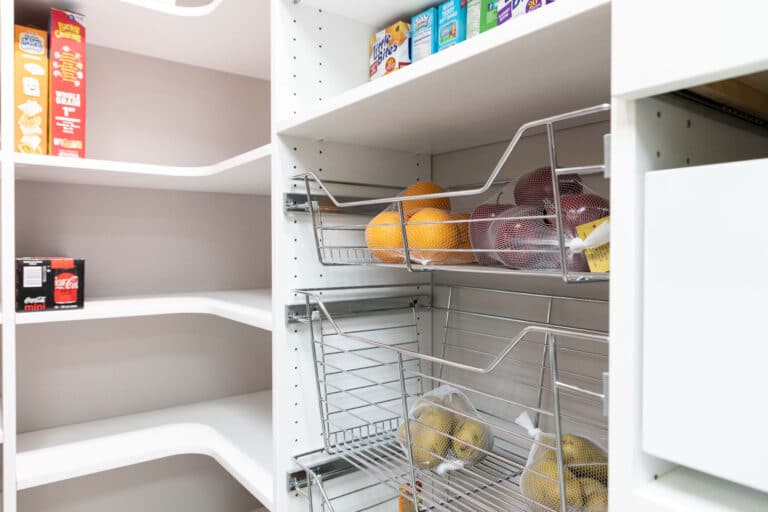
[16,182,271,296]
[87,45,271,165]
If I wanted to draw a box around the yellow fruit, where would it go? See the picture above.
[448,213,474,264]
[560,434,608,484]
[580,477,606,500]
[398,407,453,469]
[521,458,583,510]
[406,208,458,264]
[401,182,450,217]
[365,211,405,263]
[538,434,608,484]
[452,418,493,464]
[584,490,608,512]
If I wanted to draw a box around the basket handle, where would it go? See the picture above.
[296,290,607,375]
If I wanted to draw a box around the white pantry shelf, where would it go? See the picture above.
[15,289,272,330]
[14,0,269,79]
[277,0,610,154]
[14,145,271,195]
[17,391,274,510]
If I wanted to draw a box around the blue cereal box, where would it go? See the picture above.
[411,8,438,61]
[437,0,467,52]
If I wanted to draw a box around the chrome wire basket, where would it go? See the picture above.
[291,285,609,512]
[288,105,610,283]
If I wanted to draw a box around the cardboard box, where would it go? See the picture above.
[498,0,544,25]
[49,8,86,158]
[469,0,498,38]
[437,0,468,52]
[412,8,438,61]
[14,26,48,155]
[369,21,411,80]
[16,258,85,312]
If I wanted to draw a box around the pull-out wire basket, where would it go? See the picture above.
[288,105,610,283]
[291,285,608,512]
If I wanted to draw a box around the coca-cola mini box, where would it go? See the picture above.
[16,258,85,312]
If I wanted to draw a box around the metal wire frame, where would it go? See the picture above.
[290,104,610,283]
[292,285,609,512]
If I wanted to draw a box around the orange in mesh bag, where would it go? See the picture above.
[397,385,494,474]
[516,412,608,512]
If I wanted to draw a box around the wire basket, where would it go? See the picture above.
[292,285,609,512]
[289,105,610,283]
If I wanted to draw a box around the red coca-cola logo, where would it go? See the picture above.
[54,272,78,304]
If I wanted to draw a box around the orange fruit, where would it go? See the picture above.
[406,208,458,264]
[448,213,475,264]
[365,211,405,263]
[401,182,451,217]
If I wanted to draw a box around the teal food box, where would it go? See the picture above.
[412,8,438,61]
[437,0,467,52]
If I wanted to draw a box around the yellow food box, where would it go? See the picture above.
[14,25,49,155]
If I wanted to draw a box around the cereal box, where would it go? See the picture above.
[498,0,544,24]
[437,0,468,52]
[469,0,498,38]
[14,26,48,155]
[411,8,438,62]
[49,8,86,158]
[369,21,411,80]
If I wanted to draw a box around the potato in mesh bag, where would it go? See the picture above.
[516,412,608,512]
[397,385,494,473]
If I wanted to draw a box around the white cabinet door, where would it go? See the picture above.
[643,158,768,494]
[613,0,768,98]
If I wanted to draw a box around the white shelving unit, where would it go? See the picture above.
[17,392,273,509]
[14,289,272,329]
[15,145,272,194]
[277,0,609,153]
[3,0,274,511]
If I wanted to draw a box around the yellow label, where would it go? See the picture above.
[576,216,610,273]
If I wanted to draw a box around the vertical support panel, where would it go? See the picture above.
[1,0,18,510]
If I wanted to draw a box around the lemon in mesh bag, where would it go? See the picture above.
[516,412,608,512]
[397,386,494,473]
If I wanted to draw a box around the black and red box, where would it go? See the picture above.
[16,257,85,312]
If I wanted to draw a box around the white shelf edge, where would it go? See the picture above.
[14,144,272,195]
[15,289,272,330]
[17,391,274,510]
[276,0,609,148]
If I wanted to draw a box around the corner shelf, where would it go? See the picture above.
[14,145,271,195]
[17,391,274,510]
[277,0,609,153]
[13,289,272,330]
[16,289,272,331]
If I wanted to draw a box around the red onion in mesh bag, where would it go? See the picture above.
[469,203,514,266]
[490,206,589,272]
[546,193,610,229]
[513,167,583,206]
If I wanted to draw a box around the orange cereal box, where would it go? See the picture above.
[369,21,411,80]
[49,8,86,158]
[14,25,49,155]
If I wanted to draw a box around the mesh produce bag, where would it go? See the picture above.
[516,412,608,512]
[396,385,494,475]
[469,167,609,272]
[364,182,476,266]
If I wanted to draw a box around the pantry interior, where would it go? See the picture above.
[1,1,768,512]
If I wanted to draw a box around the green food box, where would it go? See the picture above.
[469,0,498,37]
